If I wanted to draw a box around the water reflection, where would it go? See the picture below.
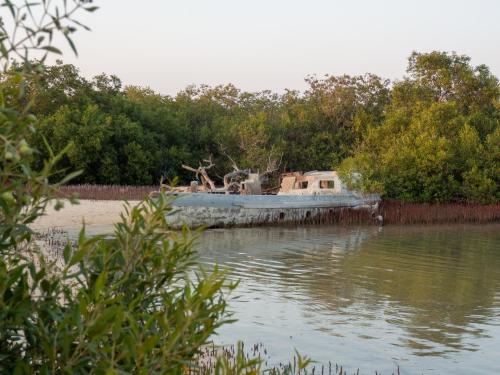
[195,224,500,374]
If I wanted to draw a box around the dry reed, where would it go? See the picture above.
[57,184,156,201]
[190,342,400,375]
[380,200,500,225]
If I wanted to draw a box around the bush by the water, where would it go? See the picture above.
[339,51,500,204]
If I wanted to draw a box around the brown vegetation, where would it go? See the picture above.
[380,200,500,225]
[57,184,155,201]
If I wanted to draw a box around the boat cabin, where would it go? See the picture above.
[278,171,346,195]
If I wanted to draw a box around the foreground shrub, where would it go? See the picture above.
[0,2,241,373]
[1,194,239,373]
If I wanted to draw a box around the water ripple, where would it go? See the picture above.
[195,224,500,374]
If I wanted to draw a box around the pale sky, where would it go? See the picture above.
[58,0,500,95]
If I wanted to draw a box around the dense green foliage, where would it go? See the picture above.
[2,63,390,185]
[8,51,498,202]
[340,52,500,203]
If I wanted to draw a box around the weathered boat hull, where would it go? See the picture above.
[165,193,380,228]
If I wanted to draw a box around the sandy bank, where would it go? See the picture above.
[31,199,141,232]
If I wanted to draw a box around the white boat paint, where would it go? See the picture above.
[164,171,380,228]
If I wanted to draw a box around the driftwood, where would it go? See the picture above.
[182,156,217,191]
[181,150,283,194]
[258,151,283,184]
[221,153,250,193]
[220,148,283,193]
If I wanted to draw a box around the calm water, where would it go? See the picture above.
[194,224,500,374]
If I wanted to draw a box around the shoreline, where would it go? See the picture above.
[31,197,500,233]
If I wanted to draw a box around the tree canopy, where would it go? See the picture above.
[6,51,498,203]
[340,51,499,203]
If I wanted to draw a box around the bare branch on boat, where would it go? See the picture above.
[182,156,217,191]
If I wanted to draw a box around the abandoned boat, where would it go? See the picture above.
[161,171,380,228]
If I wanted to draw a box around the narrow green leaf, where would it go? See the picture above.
[58,169,83,185]
[92,271,107,299]
[3,0,16,18]
[63,34,77,56]
[63,243,71,264]
[40,45,62,54]
[68,248,86,267]
[0,41,9,58]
